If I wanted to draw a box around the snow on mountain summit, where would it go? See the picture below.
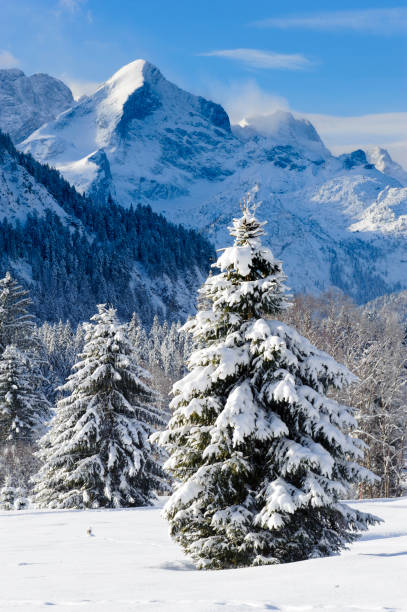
[104,59,167,97]
[85,60,163,146]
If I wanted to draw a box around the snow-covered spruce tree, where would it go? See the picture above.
[0,475,15,510]
[153,204,380,569]
[0,344,51,495]
[0,475,28,510]
[0,345,51,444]
[0,272,35,352]
[128,312,148,365]
[0,272,49,404]
[34,304,168,509]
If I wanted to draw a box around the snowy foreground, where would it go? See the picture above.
[1,498,406,612]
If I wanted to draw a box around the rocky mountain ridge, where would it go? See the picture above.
[0,68,73,143]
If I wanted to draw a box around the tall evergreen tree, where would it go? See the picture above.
[128,312,148,365]
[0,272,48,402]
[0,344,51,494]
[153,204,380,569]
[0,345,50,444]
[0,272,35,352]
[34,304,168,509]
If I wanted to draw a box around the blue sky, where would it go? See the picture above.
[1,0,406,163]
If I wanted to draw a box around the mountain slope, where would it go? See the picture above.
[364,288,407,322]
[0,131,213,324]
[21,60,407,304]
[0,69,73,144]
[0,132,68,224]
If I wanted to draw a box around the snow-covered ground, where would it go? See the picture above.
[1,497,406,611]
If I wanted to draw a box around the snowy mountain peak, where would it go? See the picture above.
[0,69,73,143]
[106,59,163,90]
[21,59,233,200]
[98,59,162,119]
[247,110,321,143]
[366,146,407,186]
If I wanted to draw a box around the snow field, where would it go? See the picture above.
[0,497,406,612]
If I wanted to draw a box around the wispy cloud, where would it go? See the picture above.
[58,0,86,12]
[203,79,289,124]
[57,0,92,21]
[0,50,20,69]
[60,74,100,99]
[253,8,407,34]
[200,48,312,70]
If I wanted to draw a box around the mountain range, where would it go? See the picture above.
[1,59,407,315]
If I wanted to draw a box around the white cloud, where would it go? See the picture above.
[58,0,87,12]
[205,79,289,124]
[57,0,92,21]
[200,48,312,70]
[60,74,100,99]
[0,50,20,69]
[253,8,407,34]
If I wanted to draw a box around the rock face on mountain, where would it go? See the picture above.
[21,60,407,305]
[0,69,73,143]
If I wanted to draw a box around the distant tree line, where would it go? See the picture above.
[284,290,407,498]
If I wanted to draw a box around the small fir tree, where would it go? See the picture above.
[14,486,29,510]
[34,304,168,509]
[0,476,16,510]
[0,475,28,510]
[153,203,380,569]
